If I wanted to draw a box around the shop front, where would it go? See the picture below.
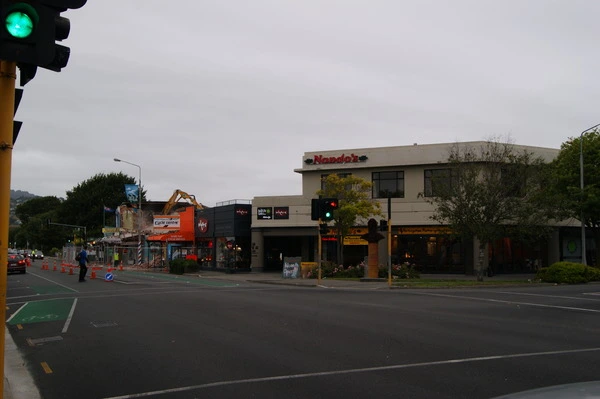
[196,201,252,272]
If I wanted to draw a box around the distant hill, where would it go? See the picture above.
[9,190,39,226]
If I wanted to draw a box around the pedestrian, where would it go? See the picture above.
[77,246,89,282]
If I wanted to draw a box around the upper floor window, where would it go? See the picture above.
[372,171,404,198]
[424,168,456,197]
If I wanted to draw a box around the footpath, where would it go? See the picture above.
[3,269,536,399]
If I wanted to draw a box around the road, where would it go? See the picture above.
[6,263,600,398]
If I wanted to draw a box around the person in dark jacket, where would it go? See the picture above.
[78,247,89,282]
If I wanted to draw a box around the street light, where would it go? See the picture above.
[114,158,143,265]
[579,123,600,266]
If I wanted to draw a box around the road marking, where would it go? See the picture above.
[418,292,600,313]
[102,347,600,399]
[40,362,53,374]
[62,298,78,333]
[28,271,78,292]
[493,291,600,302]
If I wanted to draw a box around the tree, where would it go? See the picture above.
[425,140,554,281]
[57,172,145,239]
[317,174,381,265]
[548,130,600,265]
[13,196,63,251]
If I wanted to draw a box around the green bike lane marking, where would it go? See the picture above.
[119,270,239,287]
[7,298,74,325]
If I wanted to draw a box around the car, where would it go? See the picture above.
[33,251,44,260]
[7,253,27,274]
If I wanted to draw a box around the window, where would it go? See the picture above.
[500,166,526,197]
[372,171,404,198]
[424,169,455,197]
[320,173,351,191]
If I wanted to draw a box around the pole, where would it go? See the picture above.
[579,123,600,266]
[138,166,142,265]
[387,196,392,287]
[113,158,142,265]
[317,218,322,285]
[0,59,17,398]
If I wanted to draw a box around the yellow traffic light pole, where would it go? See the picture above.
[0,59,17,398]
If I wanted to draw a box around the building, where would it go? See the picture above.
[250,141,582,274]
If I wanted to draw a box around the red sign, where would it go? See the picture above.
[304,153,367,165]
[197,218,208,233]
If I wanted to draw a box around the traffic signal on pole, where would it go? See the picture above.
[0,0,87,76]
[319,223,328,235]
[320,198,338,222]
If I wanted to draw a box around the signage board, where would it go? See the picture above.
[274,207,289,220]
[257,207,273,220]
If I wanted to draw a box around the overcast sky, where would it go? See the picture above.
[9,0,600,206]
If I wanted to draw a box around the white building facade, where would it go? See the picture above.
[250,142,582,274]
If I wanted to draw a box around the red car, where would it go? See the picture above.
[7,253,27,274]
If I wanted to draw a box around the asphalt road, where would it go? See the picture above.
[5,265,600,399]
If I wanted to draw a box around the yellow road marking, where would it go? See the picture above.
[41,362,53,374]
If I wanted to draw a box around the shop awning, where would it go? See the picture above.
[146,231,194,242]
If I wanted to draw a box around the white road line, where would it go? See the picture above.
[493,291,600,302]
[101,347,600,399]
[62,298,78,333]
[27,271,78,292]
[6,303,27,324]
[419,292,600,313]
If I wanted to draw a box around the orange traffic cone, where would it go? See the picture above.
[69,267,74,275]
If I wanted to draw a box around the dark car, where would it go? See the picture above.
[7,253,27,274]
[33,251,44,260]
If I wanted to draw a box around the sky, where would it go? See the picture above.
[9,0,600,206]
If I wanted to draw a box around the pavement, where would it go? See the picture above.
[3,269,537,399]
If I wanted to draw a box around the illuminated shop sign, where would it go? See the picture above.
[304,153,368,165]
[274,207,289,219]
[257,207,272,220]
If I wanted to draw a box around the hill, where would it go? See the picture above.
[9,190,39,226]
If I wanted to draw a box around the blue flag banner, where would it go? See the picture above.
[125,184,139,203]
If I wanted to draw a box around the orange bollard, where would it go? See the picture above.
[90,269,96,279]
[61,265,66,273]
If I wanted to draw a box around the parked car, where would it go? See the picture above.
[7,253,27,274]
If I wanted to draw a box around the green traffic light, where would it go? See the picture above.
[5,11,34,38]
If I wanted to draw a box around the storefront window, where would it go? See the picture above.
[372,171,404,198]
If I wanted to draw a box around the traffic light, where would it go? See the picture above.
[320,198,338,222]
[319,223,328,235]
[0,0,87,74]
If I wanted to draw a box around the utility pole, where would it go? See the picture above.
[0,59,17,398]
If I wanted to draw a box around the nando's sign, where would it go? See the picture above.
[304,153,368,165]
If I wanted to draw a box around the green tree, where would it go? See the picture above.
[548,130,600,265]
[13,196,63,251]
[425,140,554,281]
[317,174,381,265]
[57,172,145,239]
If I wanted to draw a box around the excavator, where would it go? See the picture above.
[162,189,206,215]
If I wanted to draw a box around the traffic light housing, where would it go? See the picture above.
[320,198,338,222]
[0,0,87,74]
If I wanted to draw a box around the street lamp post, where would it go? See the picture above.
[114,158,143,266]
[579,123,600,266]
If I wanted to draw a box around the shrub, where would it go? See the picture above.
[378,263,420,279]
[169,259,199,275]
[536,262,600,284]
